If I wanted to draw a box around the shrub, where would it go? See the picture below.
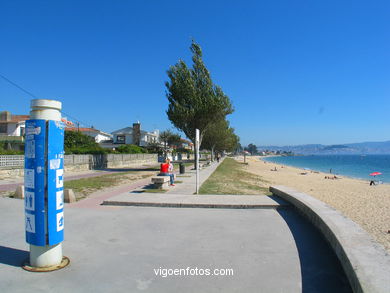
[115,144,148,154]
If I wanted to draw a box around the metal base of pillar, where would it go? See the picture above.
[22,256,70,272]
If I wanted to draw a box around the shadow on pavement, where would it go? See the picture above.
[277,208,353,293]
[0,246,29,267]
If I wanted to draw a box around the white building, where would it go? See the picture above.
[66,127,113,143]
[0,111,29,139]
[112,122,159,147]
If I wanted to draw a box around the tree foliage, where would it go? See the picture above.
[245,143,258,155]
[64,131,99,153]
[201,118,240,159]
[64,131,148,154]
[0,141,24,155]
[165,41,234,147]
[116,144,147,154]
[159,129,181,157]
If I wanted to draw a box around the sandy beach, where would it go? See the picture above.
[240,156,390,253]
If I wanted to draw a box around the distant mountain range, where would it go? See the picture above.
[258,141,390,155]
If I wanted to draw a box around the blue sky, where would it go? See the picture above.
[1,0,389,146]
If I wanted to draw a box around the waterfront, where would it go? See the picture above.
[241,156,390,253]
[263,155,390,183]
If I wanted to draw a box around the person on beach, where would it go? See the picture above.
[159,158,175,186]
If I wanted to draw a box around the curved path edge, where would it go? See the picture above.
[270,185,390,293]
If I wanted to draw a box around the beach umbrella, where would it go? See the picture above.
[370,172,382,176]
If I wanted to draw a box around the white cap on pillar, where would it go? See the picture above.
[30,99,62,121]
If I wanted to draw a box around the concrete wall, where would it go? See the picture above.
[270,185,390,293]
[105,154,157,168]
[64,155,91,172]
[0,154,158,178]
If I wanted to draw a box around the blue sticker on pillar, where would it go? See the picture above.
[24,120,46,246]
[47,120,65,245]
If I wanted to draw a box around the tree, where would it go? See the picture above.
[64,130,96,149]
[201,119,239,160]
[165,41,234,166]
[168,133,181,147]
[159,130,181,157]
[245,143,258,155]
[223,130,240,153]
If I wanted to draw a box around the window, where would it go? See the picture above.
[0,123,7,134]
[116,135,125,144]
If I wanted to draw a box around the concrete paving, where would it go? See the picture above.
[0,159,353,292]
[166,160,221,194]
[0,197,351,293]
[103,193,289,209]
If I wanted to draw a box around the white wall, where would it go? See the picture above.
[7,123,17,136]
[94,133,112,143]
[125,134,133,144]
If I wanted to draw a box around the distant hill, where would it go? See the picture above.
[258,141,390,155]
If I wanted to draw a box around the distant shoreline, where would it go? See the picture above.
[260,154,390,184]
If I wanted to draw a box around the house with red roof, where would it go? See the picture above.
[0,111,29,140]
[65,127,112,143]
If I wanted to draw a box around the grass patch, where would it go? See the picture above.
[199,158,269,195]
[64,171,154,200]
[175,181,183,184]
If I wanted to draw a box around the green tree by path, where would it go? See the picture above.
[201,119,239,160]
[165,41,233,166]
[159,129,181,157]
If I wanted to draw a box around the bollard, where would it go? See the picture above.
[23,99,69,271]
[64,189,76,203]
[15,185,25,199]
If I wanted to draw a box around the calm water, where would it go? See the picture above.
[263,155,390,183]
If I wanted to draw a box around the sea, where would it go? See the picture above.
[262,155,390,183]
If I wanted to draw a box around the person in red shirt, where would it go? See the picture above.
[159,158,175,186]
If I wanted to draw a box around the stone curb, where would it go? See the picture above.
[101,200,288,209]
[270,185,390,293]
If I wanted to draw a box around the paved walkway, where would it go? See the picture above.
[103,193,289,208]
[0,158,353,292]
[166,160,222,194]
[0,198,351,293]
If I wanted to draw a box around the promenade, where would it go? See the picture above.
[0,159,354,292]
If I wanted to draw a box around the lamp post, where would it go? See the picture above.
[195,129,199,194]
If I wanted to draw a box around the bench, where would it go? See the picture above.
[150,174,177,189]
[151,176,170,189]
